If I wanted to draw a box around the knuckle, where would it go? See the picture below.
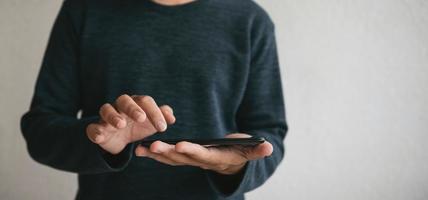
[160,150,170,156]
[99,103,109,115]
[125,106,139,116]
[93,126,103,134]
[187,148,202,157]
[180,150,193,157]
[116,94,130,104]
[86,124,94,136]
[141,95,154,103]
[109,115,117,123]
[216,164,228,171]
[130,108,142,116]
[133,96,145,105]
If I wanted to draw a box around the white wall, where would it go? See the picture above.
[1,0,427,200]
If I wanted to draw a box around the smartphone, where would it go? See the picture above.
[139,136,265,147]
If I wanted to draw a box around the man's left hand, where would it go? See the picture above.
[135,133,273,175]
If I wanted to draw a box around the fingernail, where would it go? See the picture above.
[153,144,166,153]
[156,121,167,131]
[114,117,123,127]
[137,148,147,156]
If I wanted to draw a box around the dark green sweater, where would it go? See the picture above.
[21,0,287,199]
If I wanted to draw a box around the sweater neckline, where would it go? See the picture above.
[142,0,208,12]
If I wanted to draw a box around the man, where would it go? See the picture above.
[21,0,287,199]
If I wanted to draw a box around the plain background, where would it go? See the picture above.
[1,0,427,199]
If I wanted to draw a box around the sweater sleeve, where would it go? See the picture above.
[20,0,133,174]
[207,11,288,197]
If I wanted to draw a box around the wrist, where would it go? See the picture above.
[99,142,129,155]
[100,143,135,170]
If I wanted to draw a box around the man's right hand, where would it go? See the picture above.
[86,94,176,155]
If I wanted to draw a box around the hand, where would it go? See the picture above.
[135,133,273,175]
[86,94,176,155]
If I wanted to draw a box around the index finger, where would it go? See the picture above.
[134,95,167,132]
[115,94,147,123]
[99,103,126,128]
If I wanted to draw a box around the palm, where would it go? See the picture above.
[128,118,157,142]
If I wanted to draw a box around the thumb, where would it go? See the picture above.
[86,123,107,144]
[87,122,127,155]
[247,141,273,160]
